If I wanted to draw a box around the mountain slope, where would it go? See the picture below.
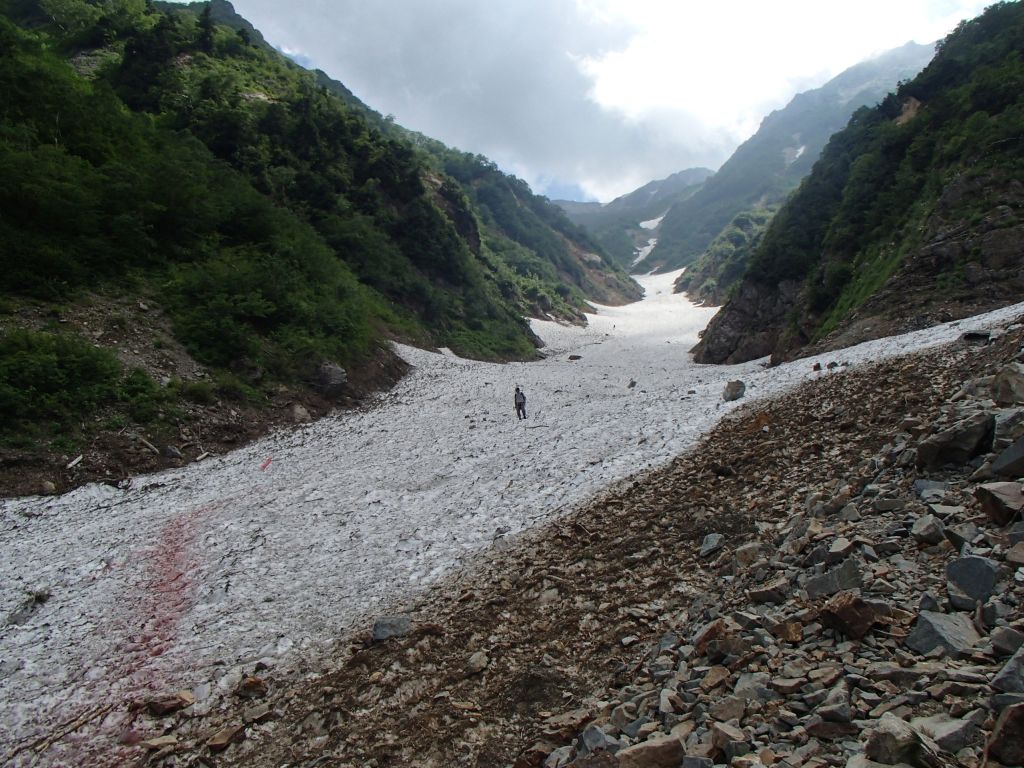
[0,0,637,485]
[673,207,775,304]
[641,41,935,272]
[692,1,1024,364]
[554,168,714,268]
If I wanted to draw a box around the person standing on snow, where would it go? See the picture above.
[514,386,527,420]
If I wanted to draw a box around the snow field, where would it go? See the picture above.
[2,269,1023,759]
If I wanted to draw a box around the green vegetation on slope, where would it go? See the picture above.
[674,208,775,304]
[0,0,636,452]
[646,42,934,271]
[696,1,1024,363]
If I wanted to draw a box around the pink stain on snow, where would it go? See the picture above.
[31,498,234,767]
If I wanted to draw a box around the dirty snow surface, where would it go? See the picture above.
[3,270,1023,762]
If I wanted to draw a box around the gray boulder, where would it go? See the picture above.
[315,362,349,398]
[910,515,945,546]
[699,533,724,558]
[804,557,863,599]
[993,434,1024,477]
[910,713,979,753]
[905,610,979,658]
[992,362,1024,405]
[993,644,1024,693]
[722,380,746,402]
[945,556,999,611]
[372,615,412,642]
[974,481,1024,526]
[916,412,994,469]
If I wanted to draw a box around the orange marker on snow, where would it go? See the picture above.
[260,457,273,471]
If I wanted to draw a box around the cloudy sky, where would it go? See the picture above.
[216,0,988,202]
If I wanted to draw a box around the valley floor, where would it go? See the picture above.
[2,272,1023,766]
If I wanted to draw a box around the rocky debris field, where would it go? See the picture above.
[75,320,1024,768]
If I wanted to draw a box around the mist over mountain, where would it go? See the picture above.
[554,168,714,268]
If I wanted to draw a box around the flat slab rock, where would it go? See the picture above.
[905,610,980,657]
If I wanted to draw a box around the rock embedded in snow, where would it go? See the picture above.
[722,380,746,402]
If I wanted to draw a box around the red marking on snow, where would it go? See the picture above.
[39,498,236,767]
[260,456,273,471]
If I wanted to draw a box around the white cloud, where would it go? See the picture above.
[219,0,988,201]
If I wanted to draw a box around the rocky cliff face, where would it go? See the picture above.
[691,279,804,364]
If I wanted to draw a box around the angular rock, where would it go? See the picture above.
[733,542,761,568]
[691,618,728,654]
[910,713,978,753]
[289,403,311,423]
[804,557,863,599]
[615,733,684,768]
[916,412,994,469]
[749,576,789,604]
[576,724,620,757]
[820,591,880,640]
[146,690,195,716]
[315,362,348,397]
[992,362,1024,405]
[681,757,714,768]
[993,434,1024,477]
[905,611,980,658]
[467,650,489,674]
[863,713,943,768]
[974,481,1024,526]
[206,724,244,752]
[945,556,998,611]
[771,676,805,695]
[826,537,858,564]
[141,735,178,750]
[989,702,1024,766]
[733,671,779,702]
[700,665,730,691]
[372,615,412,642]
[1008,541,1024,566]
[699,533,724,558]
[816,686,852,723]
[943,521,978,551]
[992,626,1024,656]
[709,694,745,722]
[723,381,746,402]
[711,721,747,751]
[910,515,945,546]
[993,644,1024,692]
